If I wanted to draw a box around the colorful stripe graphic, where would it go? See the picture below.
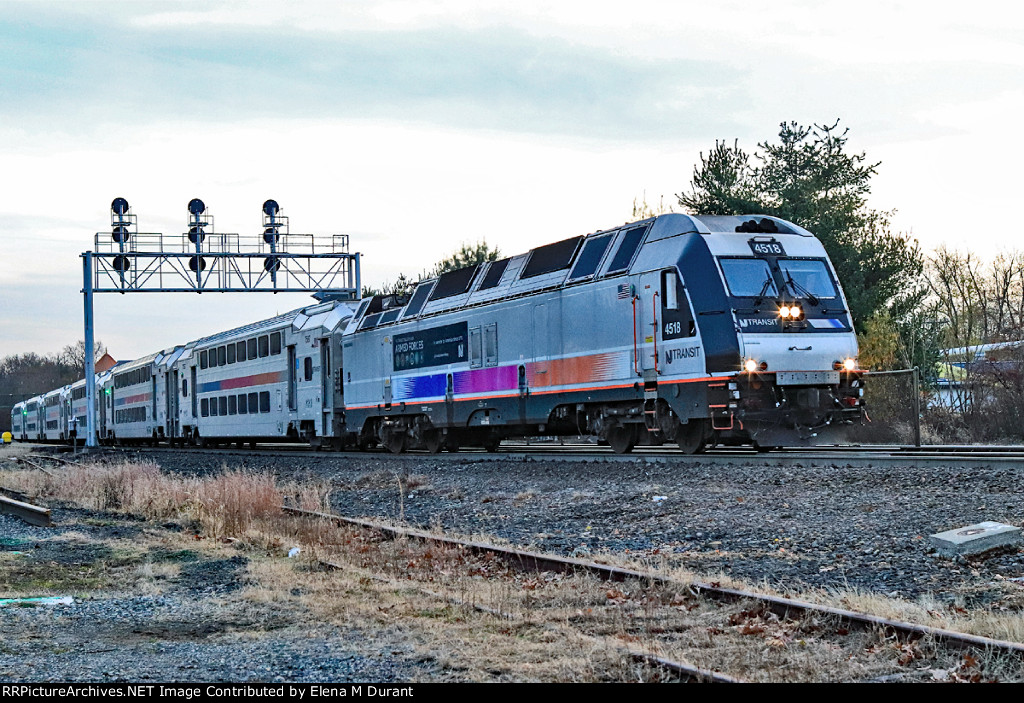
[525,352,623,389]
[808,319,846,329]
[453,365,519,394]
[198,371,285,394]
[393,374,447,400]
[115,392,151,407]
[391,351,628,402]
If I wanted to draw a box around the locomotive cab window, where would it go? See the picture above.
[661,269,695,340]
[719,258,778,298]
[778,259,838,299]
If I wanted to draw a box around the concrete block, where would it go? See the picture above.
[928,521,1022,557]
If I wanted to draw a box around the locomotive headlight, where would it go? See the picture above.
[778,305,791,318]
[843,358,856,371]
[744,359,758,373]
[790,305,803,319]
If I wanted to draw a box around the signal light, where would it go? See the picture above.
[111,197,129,216]
[263,227,279,245]
[188,226,206,244]
[264,256,281,272]
[112,226,130,243]
[112,255,131,272]
[189,256,207,272]
[263,199,279,217]
[188,198,206,216]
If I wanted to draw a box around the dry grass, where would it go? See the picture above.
[4,458,1024,681]
[0,459,325,541]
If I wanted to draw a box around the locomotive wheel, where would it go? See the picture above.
[424,430,443,454]
[483,435,501,453]
[676,420,707,455]
[607,425,636,454]
[383,429,406,454]
[444,436,461,453]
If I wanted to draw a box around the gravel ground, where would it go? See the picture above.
[0,511,439,683]
[137,449,1024,607]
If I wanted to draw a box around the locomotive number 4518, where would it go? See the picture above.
[748,240,786,256]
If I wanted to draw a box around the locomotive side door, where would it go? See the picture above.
[636,271,663,378]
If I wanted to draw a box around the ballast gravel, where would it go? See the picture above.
[140,448,1024,606]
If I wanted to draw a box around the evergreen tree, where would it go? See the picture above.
[677,121,926,362]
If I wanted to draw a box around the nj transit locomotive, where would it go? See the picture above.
[13,213,864,453]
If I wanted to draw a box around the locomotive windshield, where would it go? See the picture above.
[719,258,777,297]
[778,259,838,299]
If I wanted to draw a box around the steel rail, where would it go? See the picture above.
[0,495,52,527]
[283,505,1024,659]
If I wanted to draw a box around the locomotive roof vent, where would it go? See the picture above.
[735,218,779,234]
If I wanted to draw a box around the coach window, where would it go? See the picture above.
[259,391,271,413]
[218,346,227,366]
[304,357,313,382]
[270,332,282,355]
[238,393,248,414]
[219,396,227,416]
[200,351,208,369]
[258,335,270,358]
[236,341,246,362]
[248,392,258,414]
[247,338,258,360]
[228,396,237,415]
[227,344,236,364]
[206,398,215,416]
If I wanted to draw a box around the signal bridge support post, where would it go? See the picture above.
[83,252,97,448]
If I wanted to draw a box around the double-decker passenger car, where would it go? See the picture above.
[105,353,161,444]
[10,401,26,440]
[41,388,68,441]
[179,300,354,447]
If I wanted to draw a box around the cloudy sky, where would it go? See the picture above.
[1,0,1021,360]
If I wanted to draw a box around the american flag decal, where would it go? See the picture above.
[617,283,631,299]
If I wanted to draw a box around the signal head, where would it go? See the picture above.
[188,198,206,216]
[111,197,130,215]
[263,199,279,217]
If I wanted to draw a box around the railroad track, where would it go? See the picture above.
[284,505,1024,682]
[74,441,1024,469]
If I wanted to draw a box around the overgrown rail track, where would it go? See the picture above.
[284,505,1024,682]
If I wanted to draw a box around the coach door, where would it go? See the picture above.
[166,371,178,439]
[320,337,331,436]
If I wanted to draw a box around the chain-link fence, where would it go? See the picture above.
[849,369,922,445]
[852,361,1024,446]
